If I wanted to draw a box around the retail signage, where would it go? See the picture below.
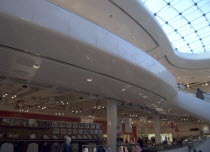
[125,118,132,132]
[0,117,103,140]
[81,118,93,123]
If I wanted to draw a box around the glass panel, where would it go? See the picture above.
[173,0,193,13]
[168,32,181,43]
[141,0,210,53]
[156,16,165,25]
[203,36,210,44]
[185,9,203,22]
[191,18,208,30]
[145,0,166,13]
[185,33,198,43]
[170,16,188,29]
[162,24,174,34]
[158,7,178,21]
[190,39,202,50]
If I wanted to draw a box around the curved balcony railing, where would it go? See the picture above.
[178,87,210,103]
[190,137,210,152]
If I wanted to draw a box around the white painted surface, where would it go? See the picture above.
[48,0,210,69]
[0,0,177,100]
[153,115,161,144]
[171,91,210,123]
[1,0,210,124]
[107,101,117,152]
[111,0,210,69]
[48,0,157,52]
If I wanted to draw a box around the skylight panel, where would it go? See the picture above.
[141,0,210,53]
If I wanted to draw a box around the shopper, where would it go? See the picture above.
[61,136,71,152]
[137,137,143,148]
[196,88,204,100]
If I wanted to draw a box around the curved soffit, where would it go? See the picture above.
[48,0,158,52]
[118,0,210,69]
[48,0,210,69]
[0,0,177,100]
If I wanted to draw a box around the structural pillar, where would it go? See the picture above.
[153,114,161,144]
[107,101,117,152]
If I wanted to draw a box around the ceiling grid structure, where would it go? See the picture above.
[141,0,210,54]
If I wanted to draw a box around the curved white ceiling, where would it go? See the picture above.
[109,0,210,69]
[142,0,210,54]
[2,0,210,122]
[48,0,158,52]
[0,0,177,101]
[47,0,210,69]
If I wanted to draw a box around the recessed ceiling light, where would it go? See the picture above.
[86,78,93,82]
[158,102,161,104]
[143,96,148,98]
[5,94,8,96]
[122,88,126,92]
[205,83,208,86]
[33,64,40,69]
[139,93,142,96]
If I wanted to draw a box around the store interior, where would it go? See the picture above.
[1,0,210,151]
[0,78,209,152]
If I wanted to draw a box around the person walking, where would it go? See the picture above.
[196,88,204,100]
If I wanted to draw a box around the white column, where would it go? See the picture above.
[107,101,117,152]
[153,114,161,144]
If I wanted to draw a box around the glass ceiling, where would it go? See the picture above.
[141,0,210,54]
